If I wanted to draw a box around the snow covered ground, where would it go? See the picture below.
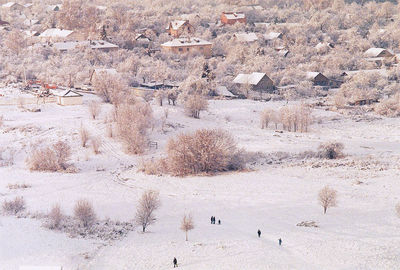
[1,94,400,269]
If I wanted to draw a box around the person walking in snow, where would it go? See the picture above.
[279,238,282,246]
[218,219,221,225]
[210,216,213,224]
[173,257,178,268]
[257,229,261,238]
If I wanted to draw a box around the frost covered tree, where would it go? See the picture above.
[135,190,161,232]
[180,213,194,241]
[318,186,337,214]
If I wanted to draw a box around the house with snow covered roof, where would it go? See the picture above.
[233,32,258,43]
[52,89,83,106]
[364,48,393,58]
[39,28,82,42]
[161,37,212,57]
[166,20,194,38]
[364,48,394,67]
[1,2,24,12]
[306,72,330,86]
[50,40,118,52]
[264,32,283,41]
[233,72,275,92]
[221,12,246,25]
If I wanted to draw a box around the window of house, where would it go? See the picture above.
[179,48,183,51]
[200,47,204,50]
[187,48,190,51]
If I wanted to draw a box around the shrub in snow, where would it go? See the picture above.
[318,186,337,214]
[375,94,400,117]
[318,142,344,159]
[135,190,160,232]
[2,196,25,215]
[47,204,64,229]
[74,199,97,228]
[27,141,72,172]
[184,94,208,119]
[79,125,90,148]
[115,102,153,155]
[88,101,101,120]
[166,129,243,176]
[395,203,400,218]
[91,136,102,155]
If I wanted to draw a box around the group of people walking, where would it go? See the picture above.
[172,221,283,267]
[210,216,221,225]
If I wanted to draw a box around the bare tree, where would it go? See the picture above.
[180,213,194,241]
[74,199,96,228]
[135,190,160,232]
[28,141,71,172]
[88,101,101,120]
[318,186,337,214]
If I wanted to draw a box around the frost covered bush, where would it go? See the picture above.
[74,199,96,228]
[46,204,64,229]
[166,129,243,176]
[317,142,344,159]
[375,94,400,117]
[395,203,400,218]
[28,141,72,172]
[115,102,153,154]
[79,125,90,148]
[88,101,101,120]
[2,196,25,215]
[184,95,208,119]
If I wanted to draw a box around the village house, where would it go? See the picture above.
[1,2,25,12]
[47,4,62,12]
[161,37,212,57]
[220,12,246,25]
[135,33,152,48]
[215,85,236,98]
[52,89,83,106]
[364,48,394,67]
[264,32,283,41]
[233,72,275,93]
[51,40,119,52]
[39,28,83,42]
[233,32,258,43]
[166,20,194,38]
[306,72,330,87]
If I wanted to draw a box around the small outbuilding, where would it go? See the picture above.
[233,72,275,92]
[53,89,83,106]
[306,72,330,86]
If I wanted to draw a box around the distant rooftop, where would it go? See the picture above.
[161,37,212,47]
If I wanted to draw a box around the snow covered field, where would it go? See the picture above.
[1,94,400,270]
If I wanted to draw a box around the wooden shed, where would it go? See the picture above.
[53,90,83,106]
[233,72,275,93]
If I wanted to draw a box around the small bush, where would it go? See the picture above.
[91,137,102,155]
[375,94,400,117]
[74,199,96,228]
[318,142,344,159]
[28,141,71,172]
[47,204,63,229]
[395,203,400,218]
[80,125,90,147]
[2,196,25,215]
[0,115,3,127]
[115,102,153,154]
[184,95,208,119]
[166,129,243,176]
[106,123,113,138]
[88,101,101,120]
